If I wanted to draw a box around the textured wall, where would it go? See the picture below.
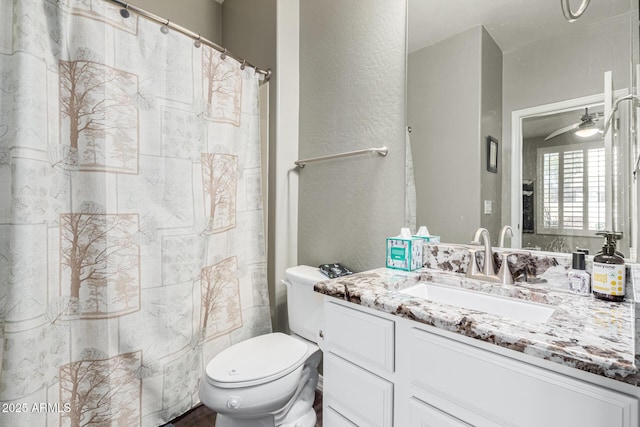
[131,0,222,44]
[298,0,407,272]
[408,27,482,245]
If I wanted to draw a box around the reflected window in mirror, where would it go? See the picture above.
[519,98,630,256]
[536,142,605,236]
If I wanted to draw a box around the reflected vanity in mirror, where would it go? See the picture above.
[407,0,638,260]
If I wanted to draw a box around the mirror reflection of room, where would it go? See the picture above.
[407,0,636,258]
[521,103,630,255]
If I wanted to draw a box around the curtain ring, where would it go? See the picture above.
[561,0,591,22]
[240,60,246,70]
[194,35,202,48]
[160,20,170,34]
[120,3,131,18]
[220,48,227,60]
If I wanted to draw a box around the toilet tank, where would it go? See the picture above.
[283,265,328,343]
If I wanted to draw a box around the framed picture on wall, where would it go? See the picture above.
[487,136,498,173]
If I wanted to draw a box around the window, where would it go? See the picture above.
[537,142,605,236]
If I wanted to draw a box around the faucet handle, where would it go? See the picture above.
[496,251,531,285]
[465,248,481,277]
[497,252,514,285]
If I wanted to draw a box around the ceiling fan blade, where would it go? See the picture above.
[544,122,580,141]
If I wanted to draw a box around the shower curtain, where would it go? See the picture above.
[0,1,271,425]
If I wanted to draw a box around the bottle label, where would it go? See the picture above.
[592,262,625,296]
[568,272,590,295]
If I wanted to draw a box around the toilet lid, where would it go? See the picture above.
[205,333,309,388]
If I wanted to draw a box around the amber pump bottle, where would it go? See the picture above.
[592,232,626,302]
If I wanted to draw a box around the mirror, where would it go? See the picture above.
[407,0,638,259]
[514,89,631,256]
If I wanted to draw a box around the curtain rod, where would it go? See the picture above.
[105,0,272,82]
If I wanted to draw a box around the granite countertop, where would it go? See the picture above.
[314,267,640,386]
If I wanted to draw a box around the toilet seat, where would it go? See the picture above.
[205,333,309,389]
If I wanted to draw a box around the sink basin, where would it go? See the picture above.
[400,282,555,323]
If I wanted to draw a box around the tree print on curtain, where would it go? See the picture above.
[0,0,269,425]
[59,350,141,427]
[201,153,237,233]
[57,51,139,173]
[200,256,242,342]
[202,45,242,125]
[59,208,140,318]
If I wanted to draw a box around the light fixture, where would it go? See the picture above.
[575,119,599,138]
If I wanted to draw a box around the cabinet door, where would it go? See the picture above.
[325,301,395,374]
[407,327,638,427]
[324,352,394,427]
[409,397,472,427]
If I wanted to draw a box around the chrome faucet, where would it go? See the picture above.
[499,225,514,248]
[472,228,497,277]
[467,228,501,282]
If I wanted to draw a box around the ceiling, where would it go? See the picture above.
[407,0,634,54]
[522,104,605,140]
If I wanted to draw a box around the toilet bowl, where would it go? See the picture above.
[198,266,327,427]
[199,333,321,426]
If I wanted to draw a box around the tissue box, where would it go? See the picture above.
[386,237,424,271]
[413,234,440,243]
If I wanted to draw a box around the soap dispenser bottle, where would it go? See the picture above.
[592,231,626,302]
[568,252,590,295]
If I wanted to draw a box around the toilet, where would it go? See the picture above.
[198,265,327,427]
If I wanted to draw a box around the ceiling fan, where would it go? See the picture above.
[544,107,603,141]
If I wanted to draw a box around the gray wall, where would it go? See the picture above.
[222,0,276,72]
[298,0,407,272]
[132,0,222,44]
[480,28,503,244]
[502,13,633,237]
[408,26,496,245]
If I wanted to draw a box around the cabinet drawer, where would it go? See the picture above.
[324,352,394,427]
[409,397,472,427]
[408,327,638,427]
[325,301,395,373]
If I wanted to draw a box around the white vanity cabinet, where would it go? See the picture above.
[321,298,640,427]
[398,325,638,427]
[322,300,395,426]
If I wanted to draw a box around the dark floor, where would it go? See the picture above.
[166,390,323,427]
